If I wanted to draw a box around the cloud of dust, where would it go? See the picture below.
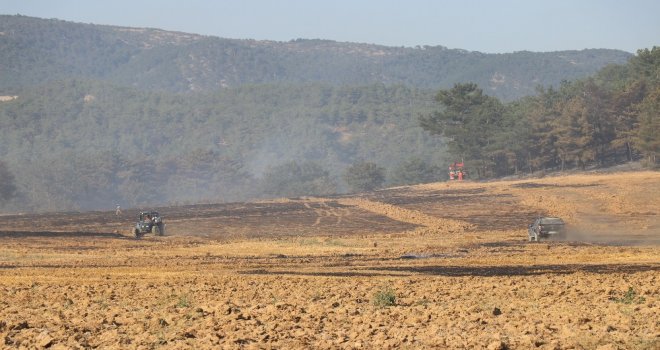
[566,214,660,246]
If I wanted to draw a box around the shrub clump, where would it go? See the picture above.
[614,287,646,304]
[373,287,396,308]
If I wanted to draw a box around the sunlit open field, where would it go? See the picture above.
[1,171,658,349]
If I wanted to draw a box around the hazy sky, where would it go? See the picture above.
[2,0,658,53]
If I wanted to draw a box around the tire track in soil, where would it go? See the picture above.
[305,201,346,227]
[334,197,474,235]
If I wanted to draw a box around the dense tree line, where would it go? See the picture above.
[0,15,631,101]
[0,82,445,211]
[421,47,660,177]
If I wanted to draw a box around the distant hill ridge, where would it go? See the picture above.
[0,15,632,100]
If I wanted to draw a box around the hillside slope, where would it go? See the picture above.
[0,15,632,101]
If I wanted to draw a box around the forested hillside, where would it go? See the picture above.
[0,15,655,213]
[0,82,443,211]
[0,15,631,101]
[421,47,659,178]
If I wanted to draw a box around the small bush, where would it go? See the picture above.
[177,294,191,308]
[373,287,396,308]
[614,287,646,304]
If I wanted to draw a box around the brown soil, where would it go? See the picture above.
[1,172,658,349]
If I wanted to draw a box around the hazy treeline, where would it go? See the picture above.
[0,83,447,211]
[421,47,659,178]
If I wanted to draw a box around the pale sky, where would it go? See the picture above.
[2,0,658,53]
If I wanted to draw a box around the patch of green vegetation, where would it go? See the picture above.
[325,239,349,247]
[176,294,192,308]
[296,238,348,247]
[632,338,659,350]
[297,238,321,246]
[95,298,109,310]
[614,287,646,304]
[373,287,396,308]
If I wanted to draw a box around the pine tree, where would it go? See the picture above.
[420,83,504,178]
[525,87,563,172]
[554,97,592,169]
[581,79,616,165]
[611,81,647,162]
[636,87,660,166]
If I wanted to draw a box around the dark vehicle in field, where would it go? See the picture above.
[133,211,165,238]
[528,217,566,242]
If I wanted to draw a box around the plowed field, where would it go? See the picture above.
[1,172,658,349]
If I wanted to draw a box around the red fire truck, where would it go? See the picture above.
[448,162,465,181]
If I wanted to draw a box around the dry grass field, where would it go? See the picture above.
[0,171,658,349]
